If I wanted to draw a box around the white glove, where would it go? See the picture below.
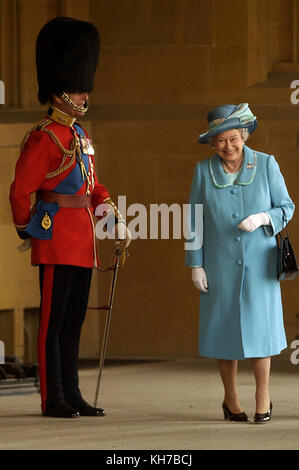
[114,223,132,248]
[237,212,270,232]
[192,267,208,293]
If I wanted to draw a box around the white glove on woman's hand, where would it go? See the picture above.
[237,212,270,232]
[114,223,132,248]
[192,267,208,293]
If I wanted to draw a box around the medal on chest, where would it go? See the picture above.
[79,135,95,155]
[73,128,95,193]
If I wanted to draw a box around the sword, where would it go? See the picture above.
[88,241,128,407]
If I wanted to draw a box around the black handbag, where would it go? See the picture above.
[276,209,298,281]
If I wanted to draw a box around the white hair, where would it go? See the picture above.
[238,128,249,141]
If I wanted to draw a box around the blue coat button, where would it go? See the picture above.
[237,259,242,265]
[234,236,241,242]
[233,212,239,218]
[231,188,237,195]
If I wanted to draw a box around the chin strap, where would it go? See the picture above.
[60,92,89,113]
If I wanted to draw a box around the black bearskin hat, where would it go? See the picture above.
[36,17,100,104]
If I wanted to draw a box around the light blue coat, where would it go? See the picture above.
[185,145,295,359]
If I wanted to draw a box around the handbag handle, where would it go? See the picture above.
[276,207,289,245]
[279,207,289,238]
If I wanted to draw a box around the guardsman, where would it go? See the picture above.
[9,17,130,418]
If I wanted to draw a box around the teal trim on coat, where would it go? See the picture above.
[185,147,295,360]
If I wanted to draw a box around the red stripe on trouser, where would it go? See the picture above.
[37,265,54,414]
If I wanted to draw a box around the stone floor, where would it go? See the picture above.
[0,357,299,451]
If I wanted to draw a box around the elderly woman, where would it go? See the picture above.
[185,103,295,423]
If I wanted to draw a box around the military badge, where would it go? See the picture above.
[79,135,95,155]
[41,212,52,230]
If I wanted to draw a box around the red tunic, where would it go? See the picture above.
[9,117,110,268]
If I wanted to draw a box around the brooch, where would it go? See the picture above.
[246,162,254,170]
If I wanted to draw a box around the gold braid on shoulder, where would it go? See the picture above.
[19,118,80,180]
[19,118,52,152]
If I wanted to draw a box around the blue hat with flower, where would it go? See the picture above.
[198,103,257,144]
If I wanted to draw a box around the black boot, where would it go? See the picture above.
[43,399,80,418]
[69,398,106,417]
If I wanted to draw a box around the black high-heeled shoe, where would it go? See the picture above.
[222,402,250,422]
[254,401,272,424]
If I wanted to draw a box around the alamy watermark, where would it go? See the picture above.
[94,196,203,251]
[290,339,299,365]
[0,80,5,104]
[290,80,299,104]
[0,340,4,364]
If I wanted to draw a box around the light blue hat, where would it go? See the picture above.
[198,103,257,144]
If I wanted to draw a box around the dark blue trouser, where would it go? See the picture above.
[38,264,92,412]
